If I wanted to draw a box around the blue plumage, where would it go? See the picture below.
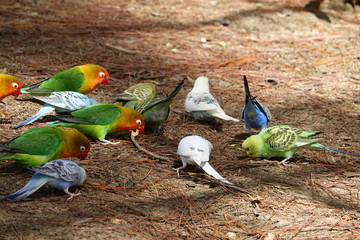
[242,76,271,133]
[14,91,99,128]
[0,159,86,201]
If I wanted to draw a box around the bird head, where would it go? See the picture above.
[67,130,91,160]
[11,81,22,98]
[241,135,263,157]
[1,74,23,99]
[192,76,210,92]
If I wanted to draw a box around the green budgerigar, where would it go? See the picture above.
[115,82,156,113]
[242,125,360,165]
[141,78,184,131]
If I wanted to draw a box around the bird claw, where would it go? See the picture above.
[66,192,81,201]
[278,159,291,166]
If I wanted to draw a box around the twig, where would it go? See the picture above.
[130,130,170,161]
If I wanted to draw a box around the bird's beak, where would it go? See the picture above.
[78,152,89,160]
[12,89,21,98]
[138,126,145,135]
[102,77,109,84]
[241,148,247,156]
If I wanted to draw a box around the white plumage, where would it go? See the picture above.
[176,135,232,185]
[185,76,239,122]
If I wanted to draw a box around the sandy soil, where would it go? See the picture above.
[0,0,359,239]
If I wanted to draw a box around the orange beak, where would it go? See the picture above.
[12,89,21,98]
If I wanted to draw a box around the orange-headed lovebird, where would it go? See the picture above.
[49,104,145,145]
[21,64,109,95]
[0,126,91,166]
[0,74,23,102]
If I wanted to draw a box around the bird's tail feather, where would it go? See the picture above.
[243,75,252,100]
[211,112,240,122]
[0,174,49,202]
[166,78,185,101]
[14,105,55,128]
[312,143,360,157]
[200,162,233,185]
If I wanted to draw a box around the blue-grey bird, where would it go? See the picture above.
[14,91,99,128]
[242,75,271,133]
[0,159,86,201]
[185,76,239,122]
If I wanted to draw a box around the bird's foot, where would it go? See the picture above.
[173,166,186,177]
[100,139,121,145]
[65,191,81,201]
[278,158,291,166]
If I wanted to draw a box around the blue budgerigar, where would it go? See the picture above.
[242,75,271,133]
[14,91,99,128]
[0,159,86,201]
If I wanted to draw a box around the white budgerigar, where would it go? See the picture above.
[176,135,233,185]
[185,76,239,122]
[14,91,99,128]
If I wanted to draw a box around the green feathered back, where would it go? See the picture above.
[67,104,121,125]
[38,66,84,91]
[7,127,62,156]
[261,125,321,151]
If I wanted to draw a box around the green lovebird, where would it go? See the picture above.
[48,104,145,145]
[141,78,184,131]
[115,82,156,113]
[21,64,109,95]
[0,126,91,166]
[242,125,360,165]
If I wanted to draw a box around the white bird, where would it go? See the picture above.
[176,135,233,185]
[14,91,99,128]
[185,76,239,122]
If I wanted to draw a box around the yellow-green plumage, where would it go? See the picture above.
[242,125,360,164]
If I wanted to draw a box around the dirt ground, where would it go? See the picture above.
[0,0,359,239]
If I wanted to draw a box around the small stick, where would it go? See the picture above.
[130,130,170,161]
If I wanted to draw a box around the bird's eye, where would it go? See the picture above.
[12,83,19,89]
[136,119,142,125]
[80,146,86,151]
[99,72,105,78]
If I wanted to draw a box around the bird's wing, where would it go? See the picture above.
[7,127,62,156]
[58,104,120,125]
[263,125,319,151]
[185,92,220,112]
[34,91,99,110]
[177,136,212,162]
[28,159,83,182]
